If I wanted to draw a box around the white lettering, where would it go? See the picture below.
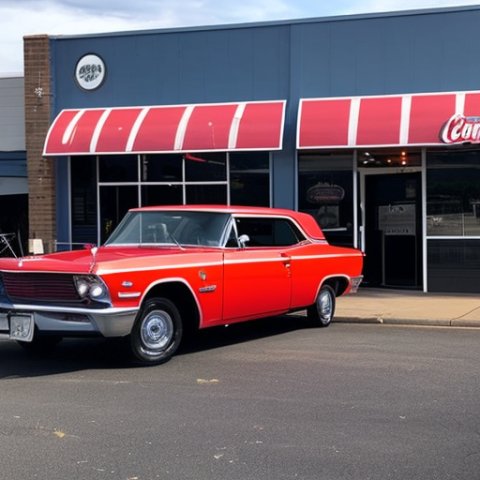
[441,114,480,144]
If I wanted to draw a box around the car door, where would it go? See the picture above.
[222,216,297,322]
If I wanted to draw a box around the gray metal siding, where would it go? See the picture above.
[0,77,25,151]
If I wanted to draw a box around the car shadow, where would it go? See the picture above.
[0,314,310,379]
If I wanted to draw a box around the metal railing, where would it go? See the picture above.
[0,233,18,257]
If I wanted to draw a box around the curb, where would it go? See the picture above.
[334,317,480,328]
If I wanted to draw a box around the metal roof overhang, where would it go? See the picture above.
[297,91,480,149]
[43,100,286,156]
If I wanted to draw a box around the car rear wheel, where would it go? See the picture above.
[307,285,336,327]
[129,297,183,365]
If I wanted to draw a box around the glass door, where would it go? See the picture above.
[359,155,424,289]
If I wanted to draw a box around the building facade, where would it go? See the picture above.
[25,6,480,293]
[0,75,27,256]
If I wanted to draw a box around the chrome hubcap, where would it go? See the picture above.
[318,290,333,322]
[141,310,174,351]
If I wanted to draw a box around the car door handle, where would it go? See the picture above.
[281,253,291,268]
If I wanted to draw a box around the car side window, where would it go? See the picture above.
[234,217,304,247]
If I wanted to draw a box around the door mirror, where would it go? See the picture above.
[238,234,250,248]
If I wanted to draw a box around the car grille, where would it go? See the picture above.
[0,272,81,304]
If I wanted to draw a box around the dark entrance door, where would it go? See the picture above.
[363,173,422,289]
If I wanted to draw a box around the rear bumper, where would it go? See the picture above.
[0,301,138,340]
[349,275,364,293]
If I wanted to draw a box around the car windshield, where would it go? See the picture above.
[104,210,231,247]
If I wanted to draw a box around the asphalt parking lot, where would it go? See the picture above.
[1,318,479,480]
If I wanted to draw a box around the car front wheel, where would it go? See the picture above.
[129,297,183,365]
[307,285,336,327]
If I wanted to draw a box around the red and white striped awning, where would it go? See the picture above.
[43,100,286,156]
[297,91,480,149]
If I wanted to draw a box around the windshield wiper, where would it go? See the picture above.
[168,232,185,250]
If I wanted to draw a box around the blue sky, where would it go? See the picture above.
[1,0,479,73]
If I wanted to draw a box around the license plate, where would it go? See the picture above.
[9,314,35,342]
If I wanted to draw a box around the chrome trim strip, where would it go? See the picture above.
[224,257,291,265]
[291,253,362,260]
[224,253,360,266]
[118,292,141,299]
[199,285,217,293]
[0,301,137,316]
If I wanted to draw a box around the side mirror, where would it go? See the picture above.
[238,234,250,248]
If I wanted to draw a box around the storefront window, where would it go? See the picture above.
[427,149,480,236]
[185,152,226,182]
[100,186,138,243]
[74,151,270,244]
[141,185,183,206]
[99,155,138,182]
[428,239,480,293]
[186,185,227,204]
[71,156,97,246]
[141,154,182,182]
[229,152,270,206]
[298,153,354,246]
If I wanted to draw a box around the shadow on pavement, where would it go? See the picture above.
[0,314,310,379]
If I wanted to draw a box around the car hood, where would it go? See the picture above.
[0,245,219,275]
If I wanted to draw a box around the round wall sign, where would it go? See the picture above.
[75,54,106,91]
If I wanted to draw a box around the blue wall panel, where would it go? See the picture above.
[52,25,291,109]
[52,8,480,108]
[50,7,480,227]
[0,151,26,177]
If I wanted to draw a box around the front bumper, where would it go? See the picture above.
[0,301,138,341]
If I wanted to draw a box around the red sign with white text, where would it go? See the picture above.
[441,114,480,144]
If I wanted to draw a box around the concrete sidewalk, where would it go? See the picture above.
[335,288,480,328]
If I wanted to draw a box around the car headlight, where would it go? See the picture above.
[89,283,107,299]
[74,275,110,303]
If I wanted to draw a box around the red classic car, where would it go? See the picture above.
[0,206,363,364]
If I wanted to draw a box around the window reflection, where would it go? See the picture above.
[298,153,354,247]
[141,185,183,206]
[141,154,182,182]
[427,149,480,236]
[186,185,227,204]
[184,152,226,182]
[73,151,271,245]
[230,152,270,206]
[71,156,97,245]
[100,186,138,243]
[99,155,138,182]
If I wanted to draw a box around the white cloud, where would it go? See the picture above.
[337,0,480,15]
[1,0,480,74]
[0,0,303,73]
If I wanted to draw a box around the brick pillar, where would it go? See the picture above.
[24,35,56,253]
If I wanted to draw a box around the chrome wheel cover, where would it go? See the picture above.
[140,309,174,352]
[318,289,333,323]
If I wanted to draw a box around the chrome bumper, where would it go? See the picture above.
[349,275,363,293]
[0,301,138,340]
